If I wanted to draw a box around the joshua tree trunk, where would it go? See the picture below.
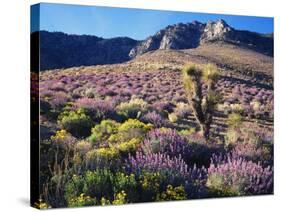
[182,63,219,141]
[188,96,212,140]
[200,122,210,140]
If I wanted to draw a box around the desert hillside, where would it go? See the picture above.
[35,19,274,208]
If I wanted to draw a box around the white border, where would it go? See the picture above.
[0,0,280,211]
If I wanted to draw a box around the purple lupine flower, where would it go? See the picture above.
[231,142,273,166]
[73,98,115,120]
[141,111,168,128]
[208,153,273,195]
[127,151,207,198]
[141,129,186,155]
[142,129,223,167]
[49,91,69,109]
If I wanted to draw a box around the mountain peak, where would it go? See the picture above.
[215,19,229,27]
[129,20,273,58]
[191,20,203,25]
[201,19,232,42]
[129,21,205,58]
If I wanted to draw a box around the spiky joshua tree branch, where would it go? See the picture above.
[182,63,219,140]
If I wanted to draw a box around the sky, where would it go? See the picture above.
[31,3,274,40]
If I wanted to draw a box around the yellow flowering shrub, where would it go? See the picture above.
[58,108,93,137]
[139,172,166,201]
[178,128,196,136]
[113,172,138,202]
[109,119,152,143]
[227,113,242,129]
[116,98,148,119]
[86,147,119,162]
[33,199,51,209]
[156,185,187,201]
[68,193,97,207]
[101,197,111,206]
[100,191,127,205]
[112,191,127,205]
[118,119,152,132]
[51,129,68,141]
[89,119,120,144]
[51,129,76,147]
[116,138,141,154]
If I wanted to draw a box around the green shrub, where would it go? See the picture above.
[116,98,148,119]
[156,185,187,201]
[100,191,128,206]
[225,122,270,148]
[86,147,119,168]
[206,173,237,197]
[84,169,114,199]
[112,191,127,205]
[65,170,138,205]
[100,197,111,206]
[225,128,240,147]
[138,171,166,202]
[113,172,138,202]
[230,103,244,114]
[109,119,152,143]
[50,129,76,148]
[68,193,97,207]
[64,169,114,203]
[58,108,93,138]
[64,174,88,204]
[227,113,242,129]
[178,128,196,136]
[89,119,120,144]
[116,138,141,156]
[84,88,97,98]
[33,199,51,209]
[73,140,92,169]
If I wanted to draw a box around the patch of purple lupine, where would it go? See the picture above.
[231,142,273,166]
[128,151,189,175]
[127,151,207,198]
[73,97,115,118]
[40,68,273,121]
[49,91,69,109]
[141,129,187,155]
[142,129,223,167]
[208,153,273,195]
[141,111,168,128]
[73,97,96,109]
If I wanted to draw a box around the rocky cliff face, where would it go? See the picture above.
[129,19,273,58]
[129,21,205,58]
[200,19,232,42]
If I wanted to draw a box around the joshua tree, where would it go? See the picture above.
[182,63,220,140]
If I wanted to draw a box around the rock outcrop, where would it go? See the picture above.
[129,19,273,58]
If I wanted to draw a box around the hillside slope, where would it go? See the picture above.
[32,31,139,71]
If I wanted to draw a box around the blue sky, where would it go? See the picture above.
[31,3,273,40]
